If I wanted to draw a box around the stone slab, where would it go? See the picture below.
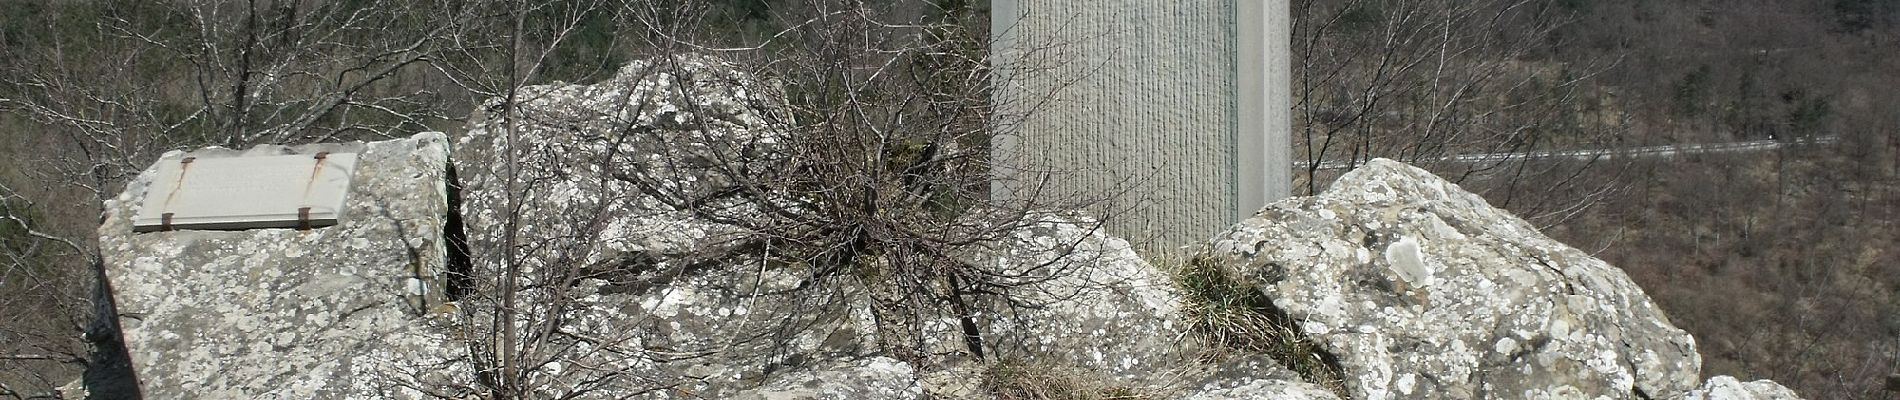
[99,133,462,398]
[132,152,356,232]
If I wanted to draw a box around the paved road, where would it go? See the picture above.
[1294,136,1839,171]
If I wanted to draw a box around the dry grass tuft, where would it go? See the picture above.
[1172,257,1349,397]
[981,360,1149,400]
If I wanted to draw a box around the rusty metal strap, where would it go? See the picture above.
[160,213,174,231]
[297,207,312,230]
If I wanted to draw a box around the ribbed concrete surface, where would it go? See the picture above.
[993,1,1281,255]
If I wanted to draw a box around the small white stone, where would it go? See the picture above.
[1385,236,1432,287]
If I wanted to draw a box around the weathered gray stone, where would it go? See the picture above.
[916,363,987,400]
[1200,158,1702,399]
[99,133,464,398]
[1180,377,1342,400]
[1682,376,1803,400]
[453,55,779,267]
[56,379,85,399]
[727,357,923,400]
[1179,355,1339,400]
[450,54,1252,397]
[960,215,1195,387]
[454,55,873,398]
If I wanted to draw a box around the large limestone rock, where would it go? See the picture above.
[961,215,1193,384]
[454,55,876,398]
[98,133,463,398]
[454,54,781,262]
[1201,158,1702,399]
[960,216,1329,397]
[449,54,1282,397]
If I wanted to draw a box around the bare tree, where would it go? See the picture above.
[607,0,1108,365]
[1291,0,1630,225]
[0,182,90,399]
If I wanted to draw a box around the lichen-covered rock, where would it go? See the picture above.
[1200,158,1702,399]
[1180,377,1343,400]
[916,363,988,400]
[961,215,1195,386]
[728,357,924,400]
[455,55,873,398]
[1179,355,1340,400]
[98,133,465,399]
[454,54,781,262]
[1682,376,1803,400]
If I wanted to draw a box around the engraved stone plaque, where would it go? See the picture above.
[133,152,357,232]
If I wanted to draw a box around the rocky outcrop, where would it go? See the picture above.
[449,55,1224,397]
[959,215,1194,383]
[92,53,1810,399]
[452,55,878,398]
[952,215,1344,398]
[1201,158,1704,399]
[453,55,780,264]
[98,133,462,398]
[448,54,1310,397]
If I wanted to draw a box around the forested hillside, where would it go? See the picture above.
[1294,1,1900,397]
[1551,2,1900,398]
[1,0,1896,398]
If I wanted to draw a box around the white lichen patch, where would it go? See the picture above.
[1384,236,1432,288]
[1495,337,1518,355]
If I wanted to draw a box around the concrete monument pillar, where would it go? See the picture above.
[991,1,1290,254]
